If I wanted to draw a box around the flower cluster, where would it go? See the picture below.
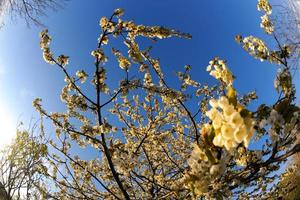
[144,71,153,87]
[39,30,54,64]
[274,68,294,97]
[260,14,274,35]
[205,96,254,150]
[257,0,272,15]
[257,0,273,34]
[114,8,124,17]
[39,30,69,66]
[237,36,269,61]
[206,58,234,86]
[184,143,232,197]
[39,29,51,49]
[76,70,88,83]
[177,67,201,90]
[259,109,284,142]
[92,121,113,135]
[91,67,109,93]
[91,49,107,62]
[99,17,115,32]
[113,18,191,40]
[183,143,211,196]
[112,48,131,70]
[124,40,143,63]
[57,55,69,67]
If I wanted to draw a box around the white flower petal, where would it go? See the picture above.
[213,134,224,147]
[218,96,229,109]
[209,99,218,108]
[221,124,235,140]
[234,126,248,143]
[230,111,243,127]
[224,140,237,151]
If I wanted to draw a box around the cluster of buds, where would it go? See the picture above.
[206,58,234,87]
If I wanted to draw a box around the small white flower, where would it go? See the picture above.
[221,124,235,140]
[209,99,218,108]
[213,134,224,147]
[206,108,219,120]
[224,139,238,151]
[229,111,243,127]
[223,104,235,117]
[212,113,223,130]
[206,65,212,71]
[218,96,229,109]
[210,71,221,79]
[234,125,247,143]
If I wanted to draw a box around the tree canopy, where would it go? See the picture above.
[0,129,47,200]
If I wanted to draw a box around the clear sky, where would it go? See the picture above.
[0,0,298,147]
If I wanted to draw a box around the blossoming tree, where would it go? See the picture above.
[33,0,300,199]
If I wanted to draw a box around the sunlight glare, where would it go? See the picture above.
[0,103,16,148]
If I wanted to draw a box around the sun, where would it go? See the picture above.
[0,103,16,148]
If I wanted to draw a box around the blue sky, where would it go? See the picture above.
[0,0,298,146]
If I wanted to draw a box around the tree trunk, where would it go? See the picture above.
[0,182,9,200]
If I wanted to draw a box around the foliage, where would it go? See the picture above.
[31,1,300,199]
[0,128,47,200]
